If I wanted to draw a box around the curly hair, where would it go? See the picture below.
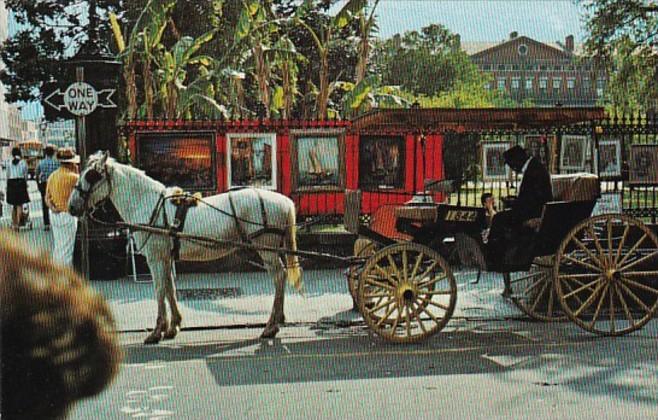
[1,231,122,419]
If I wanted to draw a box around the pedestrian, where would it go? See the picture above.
[0,230,121,420]
[46,147,80,267]
[4,146,30,231]
[35,145,60,231]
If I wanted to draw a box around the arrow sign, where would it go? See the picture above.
[43,82,117,116]
[44,88,66,111]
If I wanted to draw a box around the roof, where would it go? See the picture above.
[466,36,585,58]
[350,107,605,132]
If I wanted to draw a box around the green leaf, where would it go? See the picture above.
[272,86,284,109]
[334,0,367,28]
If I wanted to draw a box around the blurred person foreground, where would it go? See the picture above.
[0,230,122,420]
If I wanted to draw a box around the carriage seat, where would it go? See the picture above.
[550,173,600,202]
[523,173,599,231]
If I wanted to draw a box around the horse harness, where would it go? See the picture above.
[147,188,287,260]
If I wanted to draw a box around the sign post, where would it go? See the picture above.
[43,75,117,280]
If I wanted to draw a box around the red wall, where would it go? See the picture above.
[127,121,445,217]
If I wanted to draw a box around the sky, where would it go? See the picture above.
[372,0,587,42]
[12,0,588,121]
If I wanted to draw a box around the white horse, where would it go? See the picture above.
[69,151,302,344]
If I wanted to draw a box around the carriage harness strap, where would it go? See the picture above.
[142,189,287,261]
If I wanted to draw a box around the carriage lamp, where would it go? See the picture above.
[595,125,603,135]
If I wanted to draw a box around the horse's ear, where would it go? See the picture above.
[100,150,109,165]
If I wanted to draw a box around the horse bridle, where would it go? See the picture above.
[75,163,113,214]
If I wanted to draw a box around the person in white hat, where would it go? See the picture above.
[45,148,81,267]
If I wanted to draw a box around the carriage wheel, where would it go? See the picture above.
[347,240,378,308]
[509,256,568,322]
[554,214,658,336]
[357,242,457,343]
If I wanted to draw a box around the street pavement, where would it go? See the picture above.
[4,189,658,419]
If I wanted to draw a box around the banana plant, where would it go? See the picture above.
[152,30,218,118]
[294,0,368,120]
[355,0,380,84]
[338,75,409,118]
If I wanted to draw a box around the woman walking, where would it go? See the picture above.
[5,146,30,230]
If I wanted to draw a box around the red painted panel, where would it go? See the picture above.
[216,133,226,191]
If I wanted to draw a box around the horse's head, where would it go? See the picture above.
[69,151,113,217]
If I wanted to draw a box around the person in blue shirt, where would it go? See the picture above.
[5,147,30,230]
[35,145,60,231]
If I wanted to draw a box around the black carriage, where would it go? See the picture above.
[345,173,658,343]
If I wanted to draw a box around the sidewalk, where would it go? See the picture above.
[3,212,524,333]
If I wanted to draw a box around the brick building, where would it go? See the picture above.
[467,33,606,107]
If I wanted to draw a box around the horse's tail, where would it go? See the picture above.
[284,204,303,292]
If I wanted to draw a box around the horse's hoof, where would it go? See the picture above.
[163,326,180,340]
[144,332,162,345]
[260,325,280,338]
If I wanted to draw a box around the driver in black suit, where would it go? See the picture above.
[488,146,553,290]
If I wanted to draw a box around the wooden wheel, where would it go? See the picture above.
[357,242,457,343]
[554,214,658,336]
[347,239,378,309]
[509,256,568,321]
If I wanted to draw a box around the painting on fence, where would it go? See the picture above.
[481,141,511,181]
[136,131,215,190]
[359,135,405,190]
[524,135,549,168]
[291,130,345,191]
[560,135,589,172]
[596,138,622,179]
[227,133,276,189]
[629,145,658,185]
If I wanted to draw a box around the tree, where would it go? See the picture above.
[579,0,658,112]
[1,0,122,105]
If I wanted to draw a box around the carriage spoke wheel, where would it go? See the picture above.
[357,243,457,343]
[509,256,567,321]
[348,240,378,309]
[555,214,658,336]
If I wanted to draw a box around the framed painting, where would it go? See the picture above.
[595,138,622,179]
[481,141,511,181]
[629,145,658,185]
[136,131,216,191]
[592,192,622,216]
[290,129,345,192]
[560,134,588,172]
[358,135,406,190]
[524,135,549,167]
[226,133,277,189]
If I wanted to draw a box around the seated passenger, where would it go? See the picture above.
[480,192,497,243]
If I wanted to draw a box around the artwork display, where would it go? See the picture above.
[291,130,345,191]
[524,135,549,167]
[137,131,215,190]
[227,133,276,189]
[560,135,588,172]
[481,141,511,181]
[629,145,658,185]
[596,138,622,179]
[358,135,405,190]
[592,192,622,216]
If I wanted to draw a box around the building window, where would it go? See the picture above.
[511,77,520,89]
[512,64,520,71]
[497,78,506,90]
[552,77,562,90]
[525,78,533,90]
[518,44,529,56]
[540,64,548,71]
[554,65,563,71]
[596,78,605,97]
[583,77,590,92]
[498,64,506,71]
[539,77,548,89]
[567,78,575,89]
[482,64,491,71]
[525,64,535,71]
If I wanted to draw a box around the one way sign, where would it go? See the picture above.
[44,82,116,116]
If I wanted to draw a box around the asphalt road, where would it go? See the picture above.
[68,317,658,420]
